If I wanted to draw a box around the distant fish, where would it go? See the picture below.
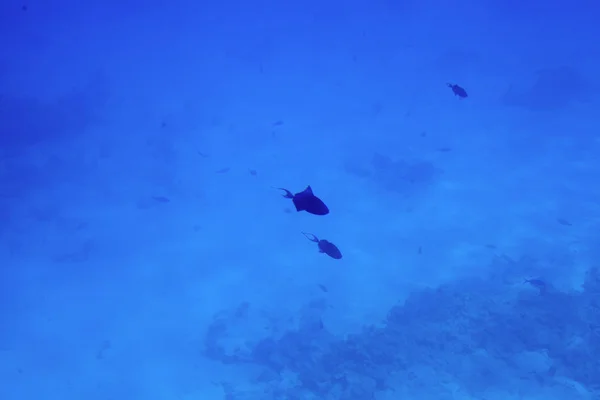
[317,284,328,293]
[501,254,515,263]
[273,120,284,126]
[276,186,330,215]
[96,339,111,360]
[216,167,230,174]
[152,196,170,203]
[557,218,572,226]
[302,232,342,259]
[524,278,547,293]
[447,83,468,98]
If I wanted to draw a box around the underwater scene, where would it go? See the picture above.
[1,0,599,399]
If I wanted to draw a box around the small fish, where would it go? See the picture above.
[276,186,329,215]
[216,167,230,174]
[317,284,328,293]
[447,83,468,98]
[249,169,258,176]
[302,232,342,259]
[273,120,284,126]
[96,339,111,360]
[151,196,170,203]
[557,218,572,226]
[437,147,452,152]
[524,278,547,293]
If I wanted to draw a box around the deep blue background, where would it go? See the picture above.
[1,0,599,399]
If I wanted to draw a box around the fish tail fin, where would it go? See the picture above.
[274,187,294,199]
[301,232,318,242]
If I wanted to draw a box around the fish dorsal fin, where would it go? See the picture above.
[303,185,314,195]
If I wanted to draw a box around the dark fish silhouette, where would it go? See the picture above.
[524,278,547,294]
[447,83,468,98]
[276,186,329,215]
[302,232,342,259]
[557,218,572,226]
[151,196,170,203]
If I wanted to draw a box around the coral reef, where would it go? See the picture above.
[204,259,600,399]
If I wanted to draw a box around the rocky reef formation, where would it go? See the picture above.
[204,257,600,399]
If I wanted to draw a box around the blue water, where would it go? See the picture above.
[1,1,599,399]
